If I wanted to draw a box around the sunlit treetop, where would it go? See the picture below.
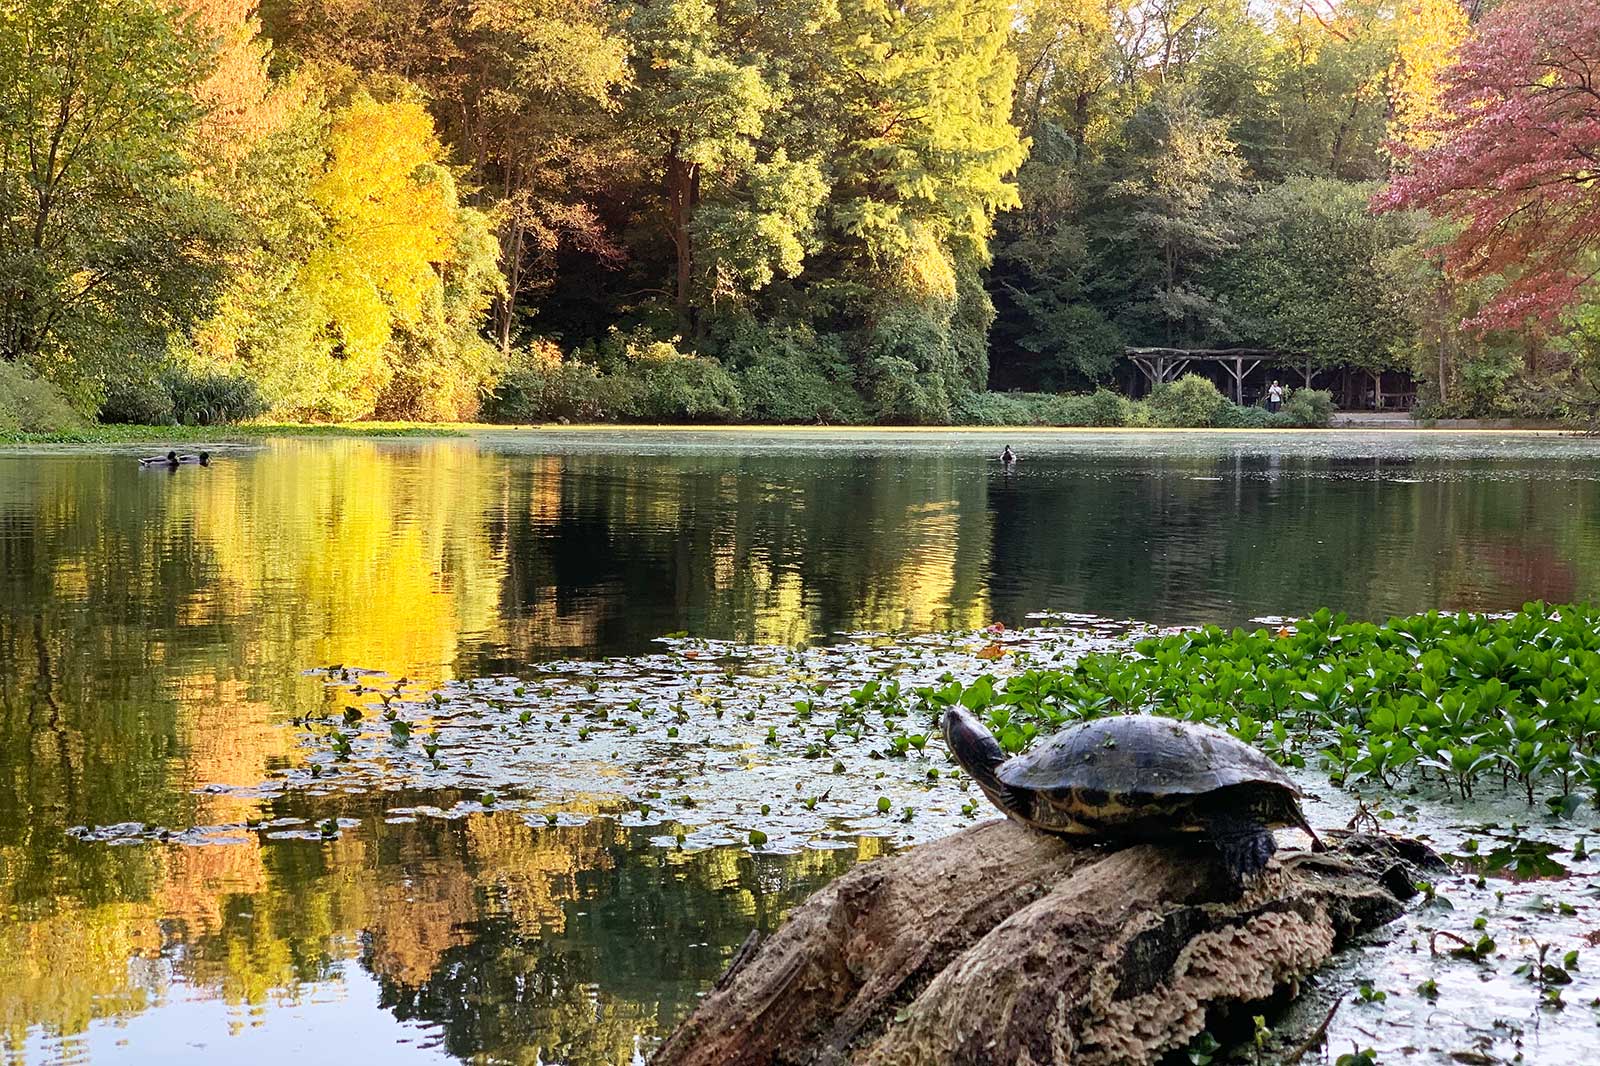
[1377,0,1600,331]
[1385,0,1470,151]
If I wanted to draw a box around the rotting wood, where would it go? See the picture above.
[652,821,1440,1066]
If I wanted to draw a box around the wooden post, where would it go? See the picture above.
[1233,356,1243,403]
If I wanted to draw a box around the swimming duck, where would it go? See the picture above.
[177,451,210,466]
[138,450,179,467]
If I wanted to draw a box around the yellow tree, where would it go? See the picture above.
[1385,0,1470,150]
[300,92,455,411]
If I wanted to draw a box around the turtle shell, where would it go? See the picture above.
[996,715,1297,798]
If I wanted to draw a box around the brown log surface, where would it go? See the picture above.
[653,822,1435,1066]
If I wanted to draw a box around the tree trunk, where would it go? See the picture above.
[653,821,1436,1066]
[668,147,699,335]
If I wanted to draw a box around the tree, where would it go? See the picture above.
[1092,91,1246,347]
[1212,177,1418,374]
[622,0,828,333]
[1377,0,1600,330]
[0,0,224,390]
[828,0,1027,416]
[260,0,630,353]
[192,83,502,420]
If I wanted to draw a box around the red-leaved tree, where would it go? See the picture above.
[1377,0,1600,330]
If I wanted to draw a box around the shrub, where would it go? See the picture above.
[1147,374,1230,427]
[485,343,621,423]
[160,366,265,425]
[1281,388,1335,427]
[858,304,959,424]
[0,361,88,436]
[100,377,176,425]
[1080,388,1133,427]
[865,353,953,425]
[953,391,1044,426]
[635,353,743,421]
[720,323,865,424]
[1213,403,1282,429]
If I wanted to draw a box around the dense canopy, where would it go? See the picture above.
[2,0,1596,425]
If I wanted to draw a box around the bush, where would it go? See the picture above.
[0,360,88,436]
[1147,374,1230,427]
[1213,403,1282,429]
[100,377,176,425]
[485,344,624,423]
[865,353,953,425]
[1079,388,1134,427]
[160,366,265,425]
[858,305,959,424]
[954,391,1052,426]
[739,356,866,423]
[725,326,866,424]
[635,353,743,421]
[1281,388,1334,427]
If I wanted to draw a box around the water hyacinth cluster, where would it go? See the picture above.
[949,602,1600,812]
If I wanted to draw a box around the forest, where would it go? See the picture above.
[2,0,1598,429]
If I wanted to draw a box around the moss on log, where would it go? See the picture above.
[653,821,1437,1066]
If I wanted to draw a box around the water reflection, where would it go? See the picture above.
[4,432,1600,1062]
[7,801,879,1065]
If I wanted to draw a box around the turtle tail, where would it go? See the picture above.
[943,707,1028,821]
[1206,810,1277,885]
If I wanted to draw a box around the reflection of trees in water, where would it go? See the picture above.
[488,452,994,662]
[985,455,1600,625]
[5,442,1600,1056]
[371,828,872,1066]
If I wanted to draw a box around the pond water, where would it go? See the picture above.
[4,429,1600,1065]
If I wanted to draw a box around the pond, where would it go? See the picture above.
[4,429,1600,1065]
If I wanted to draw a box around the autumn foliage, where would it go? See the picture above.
[1378,0,1600,330]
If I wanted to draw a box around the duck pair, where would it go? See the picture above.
[138,450,210,467]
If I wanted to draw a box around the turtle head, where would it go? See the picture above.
[943,707,1016,816]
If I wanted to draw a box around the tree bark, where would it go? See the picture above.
[667,146,699,335]
[653,821,1436,1066]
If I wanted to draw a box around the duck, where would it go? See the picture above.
[138,450,179,467]
[177,451,210,466]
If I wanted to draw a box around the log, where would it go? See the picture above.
[653,821,1439,1066]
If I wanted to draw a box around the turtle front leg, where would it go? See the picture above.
[1205,811,1277,886]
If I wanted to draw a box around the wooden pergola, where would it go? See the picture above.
[1124,347,1318,403]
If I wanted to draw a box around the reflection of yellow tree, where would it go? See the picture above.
[176,441,510,684]
[0,895,160,1048]
[3,440,1003,1060]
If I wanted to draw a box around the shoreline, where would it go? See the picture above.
[0,418,1588,446]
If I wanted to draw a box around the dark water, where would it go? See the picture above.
[4,429,1600,1063]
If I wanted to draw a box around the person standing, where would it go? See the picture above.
[1267,381,1284,414]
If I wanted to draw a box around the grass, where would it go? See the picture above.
[0,421,470,444]
[3,420,1582,445]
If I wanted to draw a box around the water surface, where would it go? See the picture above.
[4,429,1600,1064]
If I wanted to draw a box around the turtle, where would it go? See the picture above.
[943,708,1323,883]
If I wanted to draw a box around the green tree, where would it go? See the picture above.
[1092,91,1245,347]
[1213,177,1418,375]
[827,0,1027,418]
[0,0,224,398]
[622,0,830,334]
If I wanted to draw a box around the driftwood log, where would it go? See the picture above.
[654,821,1438,1066]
